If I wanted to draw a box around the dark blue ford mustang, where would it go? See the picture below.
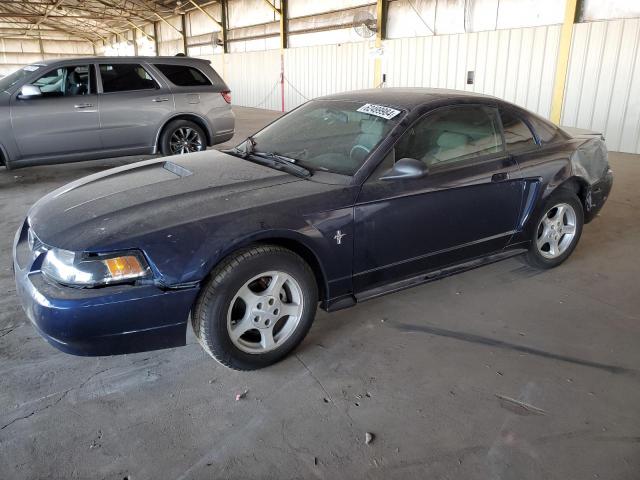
[13,88,613,370]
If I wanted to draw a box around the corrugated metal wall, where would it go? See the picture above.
[283,42,373,108]
[223,25,560,118]
[221,42,374,111]
[0,38,93,77]
[157,16,185,56]
[222,49,282,110]
[384,25,561,118]
[562,18,640,154]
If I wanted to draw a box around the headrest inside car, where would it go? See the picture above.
[360,118,384,135]
[437,131,468,149]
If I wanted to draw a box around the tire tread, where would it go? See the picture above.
[192,245,315,370]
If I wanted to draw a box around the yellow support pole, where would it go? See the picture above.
[550,0,578,125]
[373,0,387,87]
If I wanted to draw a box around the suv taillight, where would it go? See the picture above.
[221,91,231,104]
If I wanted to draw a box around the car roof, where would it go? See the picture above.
[317,87,498,111]
[30,56,211,67]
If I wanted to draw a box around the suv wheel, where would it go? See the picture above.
[160,119,206,156]
[192,245,319,370]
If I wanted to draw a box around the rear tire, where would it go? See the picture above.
[523,189,584,269]
[192,245,318,371]
[160,119,206,156]
[1,154,11,171]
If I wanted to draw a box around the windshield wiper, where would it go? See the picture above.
[228,137,312,178]
[250,151,312,178]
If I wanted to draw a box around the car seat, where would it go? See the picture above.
[67,70,87,96]
[355,118,385,151]
[424,131,470,165]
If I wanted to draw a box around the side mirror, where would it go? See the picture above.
[380,158,428,181]
[18,84,42,99]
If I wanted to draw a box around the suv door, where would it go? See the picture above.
[10,64,100,159]
[353,104,525,293]
[97,62,174,152]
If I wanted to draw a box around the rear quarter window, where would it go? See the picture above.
[499,109,537,152]
[527,115,569,145]
[155,64,212,87]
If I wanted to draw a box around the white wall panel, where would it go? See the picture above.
[222,49,282,110]
[383,25,560,118]
[562,19,640,153]
[284,42,374,110]
[157,15,184,56]
[0,38,93,76]
[220,42,374,111]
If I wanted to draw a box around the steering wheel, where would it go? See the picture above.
[350,144,370,162]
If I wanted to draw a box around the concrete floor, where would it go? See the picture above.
[1,106,639,480]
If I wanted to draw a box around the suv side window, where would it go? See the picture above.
[499,109,537,152]
[155,64,212,87]
[99,64,158,93]
[31,65,91,97]
[395,105,503,169]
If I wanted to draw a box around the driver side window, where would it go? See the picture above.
[31,65,91,97]
[395,105,503,169]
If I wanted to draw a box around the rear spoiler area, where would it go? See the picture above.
[561,126,605,141]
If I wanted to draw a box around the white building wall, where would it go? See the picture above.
[222,49,282,110]
[283,42,374,108]
[224,25,560,119]
[0,38,93,77]
[562,18,640,154]
[383,25,561,118]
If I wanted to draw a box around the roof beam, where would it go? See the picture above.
[27,0,64,33]
[0,13,135,20]
[126,20,154,40]
[262,0,280,14]
[188,0,222,30]
[155,12,182,34]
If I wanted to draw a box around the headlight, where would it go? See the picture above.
[41,248,151,287]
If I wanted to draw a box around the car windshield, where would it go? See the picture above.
[246,99,404,176]
[0,65,41,92]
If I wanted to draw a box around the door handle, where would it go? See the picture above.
[152,97,169,102]
[74,103,94,109]
[491,172,509,182]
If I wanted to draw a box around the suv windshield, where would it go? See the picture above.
[247,100,404,175]
[0,65,41,92]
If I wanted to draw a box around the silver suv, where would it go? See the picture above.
[0,56,235,169]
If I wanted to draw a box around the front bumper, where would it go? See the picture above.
[585,167,614,223]
[13,222,199,356]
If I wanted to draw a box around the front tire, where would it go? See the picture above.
[160,119,206,156]
[523,189,584,269]
[192,245,319,370]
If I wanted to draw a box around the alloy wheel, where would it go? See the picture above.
[535,202,578,259]
[170,127,204,154]
[226,271,304,354]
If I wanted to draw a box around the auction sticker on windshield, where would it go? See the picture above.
[356,103,401,120]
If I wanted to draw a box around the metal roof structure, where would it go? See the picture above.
[0,0,216,43]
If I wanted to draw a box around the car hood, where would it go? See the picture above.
[28,150,304,250]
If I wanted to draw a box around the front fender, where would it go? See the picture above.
[195,207,355,301]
